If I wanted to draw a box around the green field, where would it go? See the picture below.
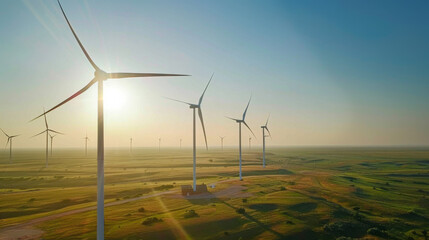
[0,147,428,239]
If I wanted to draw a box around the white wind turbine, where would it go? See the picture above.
[249,137,252,150]
[166,74,212,191]
[158,138,161,152]
[226,96,256,181]
[130,138,133,153]
[32,111,63,167]
[220,136,225,150]
[1,129,19,162]
[84,133,90,157]
[30,1,188,239]
[261,115,271,168]
[49,134,59,156]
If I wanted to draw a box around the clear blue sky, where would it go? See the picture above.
[0,0,428,148]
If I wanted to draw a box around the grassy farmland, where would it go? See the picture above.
[0,147,428,239]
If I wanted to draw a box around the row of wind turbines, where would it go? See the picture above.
[1,1,272,239]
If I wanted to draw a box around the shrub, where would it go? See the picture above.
[353,207,360,211]
[286,220,294,225]
[242,198,248,203]
[138,207,145,212]
[224,231,229,236]
[142,217,162,225]
[367,227,388,238]
[28,198,36,202]
[280,186,286,191]
[184,209,199,218]
[236,208,246,214]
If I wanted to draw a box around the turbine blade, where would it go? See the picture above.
[49,129,64,135]
[108,73,189,79]
[43,109,48,129]
[198,73,214,106]
[198,107,208,150]
[265,127,272,138]
[242,96,252,120]
[32,130,47,138]
[225,116,240,122]
[30,78,97,122]
[164,97,193,106]
[243,121,256,139]
[265,114,270,127]
[5,138,10,148]
[57,0,99,70]
[10,135,20,138]
[0,128,9,138]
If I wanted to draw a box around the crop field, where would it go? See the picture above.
[0,147,428,240]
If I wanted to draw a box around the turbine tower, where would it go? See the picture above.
[130,138,133,153]
[32,111,63,167]
[49,134,58,156]
[226,96,256,181]
[30,2,188,239]
[1,129,19,162]
[180,138,182,149]
[158,138,161,152]
[84,133,90,156]
[261,115,271,168]
[220,136,225,150]
[166,74,212,191]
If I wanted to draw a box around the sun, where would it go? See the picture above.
[104,86,127,111]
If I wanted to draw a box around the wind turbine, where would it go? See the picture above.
[261,115,271,168]
[180,138,182,149]
[30,1,188,239]
[130,138,133,153]
[49,134,58,156]
[84,133,90,156]
[226,96,256,181]
[249,137,252,150]
[32,111,63,167]
[166,74,212,191]
[220,136,225,150]
[1,129,19,162]
[158,138,161,152]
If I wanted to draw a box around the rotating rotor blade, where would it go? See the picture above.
[265,127,272,138]
[57,0,100,71]
[242,96,252,120]
[198,107,208,150]
[198,73,214,106]
[30,78,97,122]
[243,121,256,139]
[164,97,193,106]
[0,128,9,138]
[32,130,47,138]
[43,109,48,129]
[108,73,189,79]
[48,129,64,135]
[5,138,10,148]
[265,114,270,127]
[10,135,20,139]
[225,116,240,122]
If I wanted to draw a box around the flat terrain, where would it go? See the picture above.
[0,147,428,239]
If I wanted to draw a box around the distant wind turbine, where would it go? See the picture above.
[180,138,182,149]
[49,134,58,156]
[130,138,133,153]
[84,133,90,156]
[30,1,189,239]
[220,136,225,150]
[1,129,19,162]
[226,96,256,181]
[249,137,252,150]
[166,74,213,191]
[158,138,161,152]
[32,111,63,167]
[261,115,271,168]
